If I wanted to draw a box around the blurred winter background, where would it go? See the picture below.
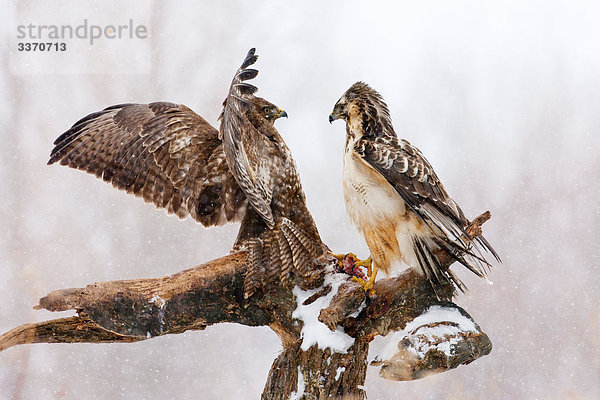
[1,0,599,399]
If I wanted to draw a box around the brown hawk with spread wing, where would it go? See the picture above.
[329,82,499,295]
[48,49,328,298]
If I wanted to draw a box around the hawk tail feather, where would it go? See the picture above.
[282,220,318,280]
[412,233,493,296]
[285,232,313,279]
[434,235,491,277]
[413,236,466,298]
[420,203,500,266]
[244,238,265,300]
[262,235,280,283]
[419,203,469,248]
[278,232,295,287]
[475,235,502,263]
[268,219,326,289]
[281,219,324,260]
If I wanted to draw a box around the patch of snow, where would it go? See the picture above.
[290,366,305,400]
[372,305,479,362]
[404,305,477,335]
[335,366,345,380]
[372,330,410,363]
[292,269,355,353]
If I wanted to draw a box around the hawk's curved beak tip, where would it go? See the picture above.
[280,110,288,119]
[328,113,335,124]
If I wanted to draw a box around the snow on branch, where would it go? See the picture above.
[0,212,495,399]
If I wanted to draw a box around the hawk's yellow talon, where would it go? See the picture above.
[330,252,357,265]
[354,255,373,274]
[352,266,378,294]
[352,276,374,292]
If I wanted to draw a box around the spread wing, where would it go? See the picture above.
[354,137,500,260]
[220,48,275,228]
[48,102,247,227]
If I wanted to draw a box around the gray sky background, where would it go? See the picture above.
[1,1,599,399]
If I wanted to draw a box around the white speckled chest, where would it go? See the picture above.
[342,142,427,275]
[342,147,406,230]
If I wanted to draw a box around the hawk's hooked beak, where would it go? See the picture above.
[329,105,347,124]
[329,111,345,124]
[274,108,288,119]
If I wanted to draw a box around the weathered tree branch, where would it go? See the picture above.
[0,212,494,399]
[35,253,274,334]
[0,317,142,352]
[320,211,493,336]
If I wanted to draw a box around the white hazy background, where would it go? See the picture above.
[2,1,599,399]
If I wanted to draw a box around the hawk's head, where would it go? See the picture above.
[251,97,288,124]
[329,82,393,139]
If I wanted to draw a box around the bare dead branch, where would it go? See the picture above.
[0,317,143,352]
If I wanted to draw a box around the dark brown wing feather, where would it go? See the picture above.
[48,102,246,227]
[49,49,328,300]
[220,48,275,228]
[355,137,465,234]
[355,136,500,262]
